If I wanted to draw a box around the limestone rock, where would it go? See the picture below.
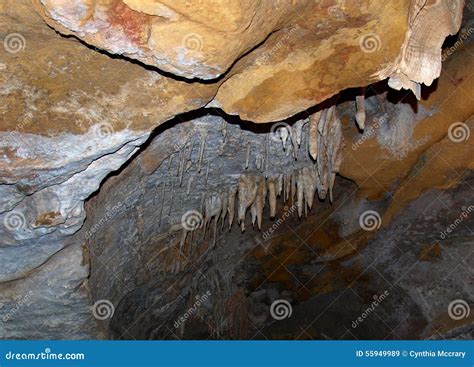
[376,0,465,98]
[0,0,216,281]
[33,0,303,80]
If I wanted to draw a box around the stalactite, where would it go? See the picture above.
[187,139,194,161]
[176,149,183,177]
[228,186,237,229]
[290,127,299,160]
[301,166,317,210]
[219,121,227,156]
[277,174,283,197]
[237,174,258,232]
[316,106,333,199]
[179,148,186,186]
[204,193,223,246]
[296,170,304,218]
[148,102,347,247]
[205,194,222,229]
[185,160,192,172]
[186,175,194,196]
[198,132,206,173]
[295,119,306,147]
[245,143,251,169]
[312,104,344,202]
[255,153,262,170]
[220,190,228,229]
[158,181,166,227]
[250,178,266,230]
[250,202,257,227]
[265,135,269,173]
[267,177,277,218]
[168,181,174,216]
[285,173,291,203]
[355,94,366,130]
[279,126,289,151]
[309,110,322,160]
[328,110,344,202]
[290,172,296,206]
[221,119,227,141]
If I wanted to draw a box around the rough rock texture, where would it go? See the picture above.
[0,0,215,280]
[33,0,464,122]
[377,0,465,98]
[342,39,474,198]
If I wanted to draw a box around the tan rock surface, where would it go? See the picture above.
[31,0,415,123]
[341,41,474,202]
[33,1,464,122]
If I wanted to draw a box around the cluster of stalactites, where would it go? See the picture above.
[308,104,345,202]
[179,165,329,244]
[177,98,364,245]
